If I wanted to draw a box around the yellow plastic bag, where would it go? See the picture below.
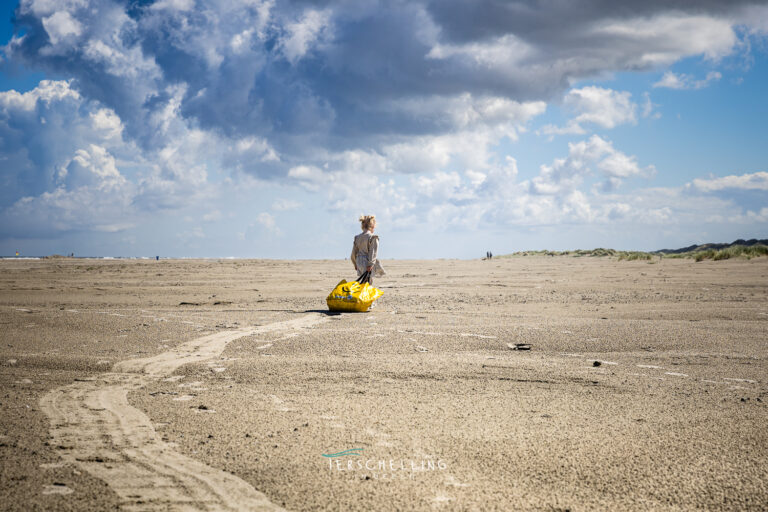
[326,278,383,312]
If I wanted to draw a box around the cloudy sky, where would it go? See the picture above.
[1,0,767,258]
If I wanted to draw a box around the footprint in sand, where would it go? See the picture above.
[415,346,429,352]
[42,484,73,495]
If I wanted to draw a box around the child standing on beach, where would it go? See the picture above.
[351,215,385,285]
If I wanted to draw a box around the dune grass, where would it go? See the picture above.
[694,244,768,261]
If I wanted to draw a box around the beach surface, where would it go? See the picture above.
[1,256,767,511]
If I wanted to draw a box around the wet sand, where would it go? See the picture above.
[1,256,767,511]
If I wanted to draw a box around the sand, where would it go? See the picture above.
[0,256,766,511]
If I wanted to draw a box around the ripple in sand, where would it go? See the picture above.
[178,381,204,388]
[444,474,470,487]
[431,494,454,505]
[42,484,73,495]
[39,462,67,469]
[665,372,688,377]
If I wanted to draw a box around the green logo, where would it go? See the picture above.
[322,448,364,458]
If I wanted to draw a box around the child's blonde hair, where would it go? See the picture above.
[359,214,376,231]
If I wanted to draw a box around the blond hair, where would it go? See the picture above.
[359,214,376,231]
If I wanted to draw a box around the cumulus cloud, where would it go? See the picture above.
[278,8,332,64]
[5,0,759,162]
[0,78,277,238]
[286,134,663,232]
[256,212,279,233]
[688,171,768,192]
[653,70,722,89]
[3,0,768,244]
[539,86,637,136]
[531,135,654,194]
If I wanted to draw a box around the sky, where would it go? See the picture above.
[0,0,767,259]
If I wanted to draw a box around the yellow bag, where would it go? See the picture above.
[326,275,383,312]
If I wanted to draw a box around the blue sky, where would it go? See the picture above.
[1,1,767,258]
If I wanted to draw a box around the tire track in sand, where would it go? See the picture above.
[41,314,327,511]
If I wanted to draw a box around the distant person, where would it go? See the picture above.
[156,256,160,261]
[351,215,385,286]
[486,251,489,259]
[490,251,493,259]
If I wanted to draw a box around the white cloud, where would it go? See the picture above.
[531,135,654,195]
[653,71,722,90]
[202,210,223,222]
[20,0,88,18]
[0,79,80,110]
[279,8,332,64]
[150,0,195,12]
[593,14,737,65]
[272,198,302,211]
[42,11,83,45]
[641,92,661,119]
[256,212,281,235]
[539,86,637,136]
[688,172,768,192]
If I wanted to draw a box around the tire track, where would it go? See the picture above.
[40,314,327,511]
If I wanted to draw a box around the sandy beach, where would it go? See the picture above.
[1,256,766,511]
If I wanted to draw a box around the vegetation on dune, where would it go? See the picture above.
[693,244,768,261]
[500,244,768,262]
[617,251,653,261]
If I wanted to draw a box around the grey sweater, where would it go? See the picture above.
[351,231,386,277]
